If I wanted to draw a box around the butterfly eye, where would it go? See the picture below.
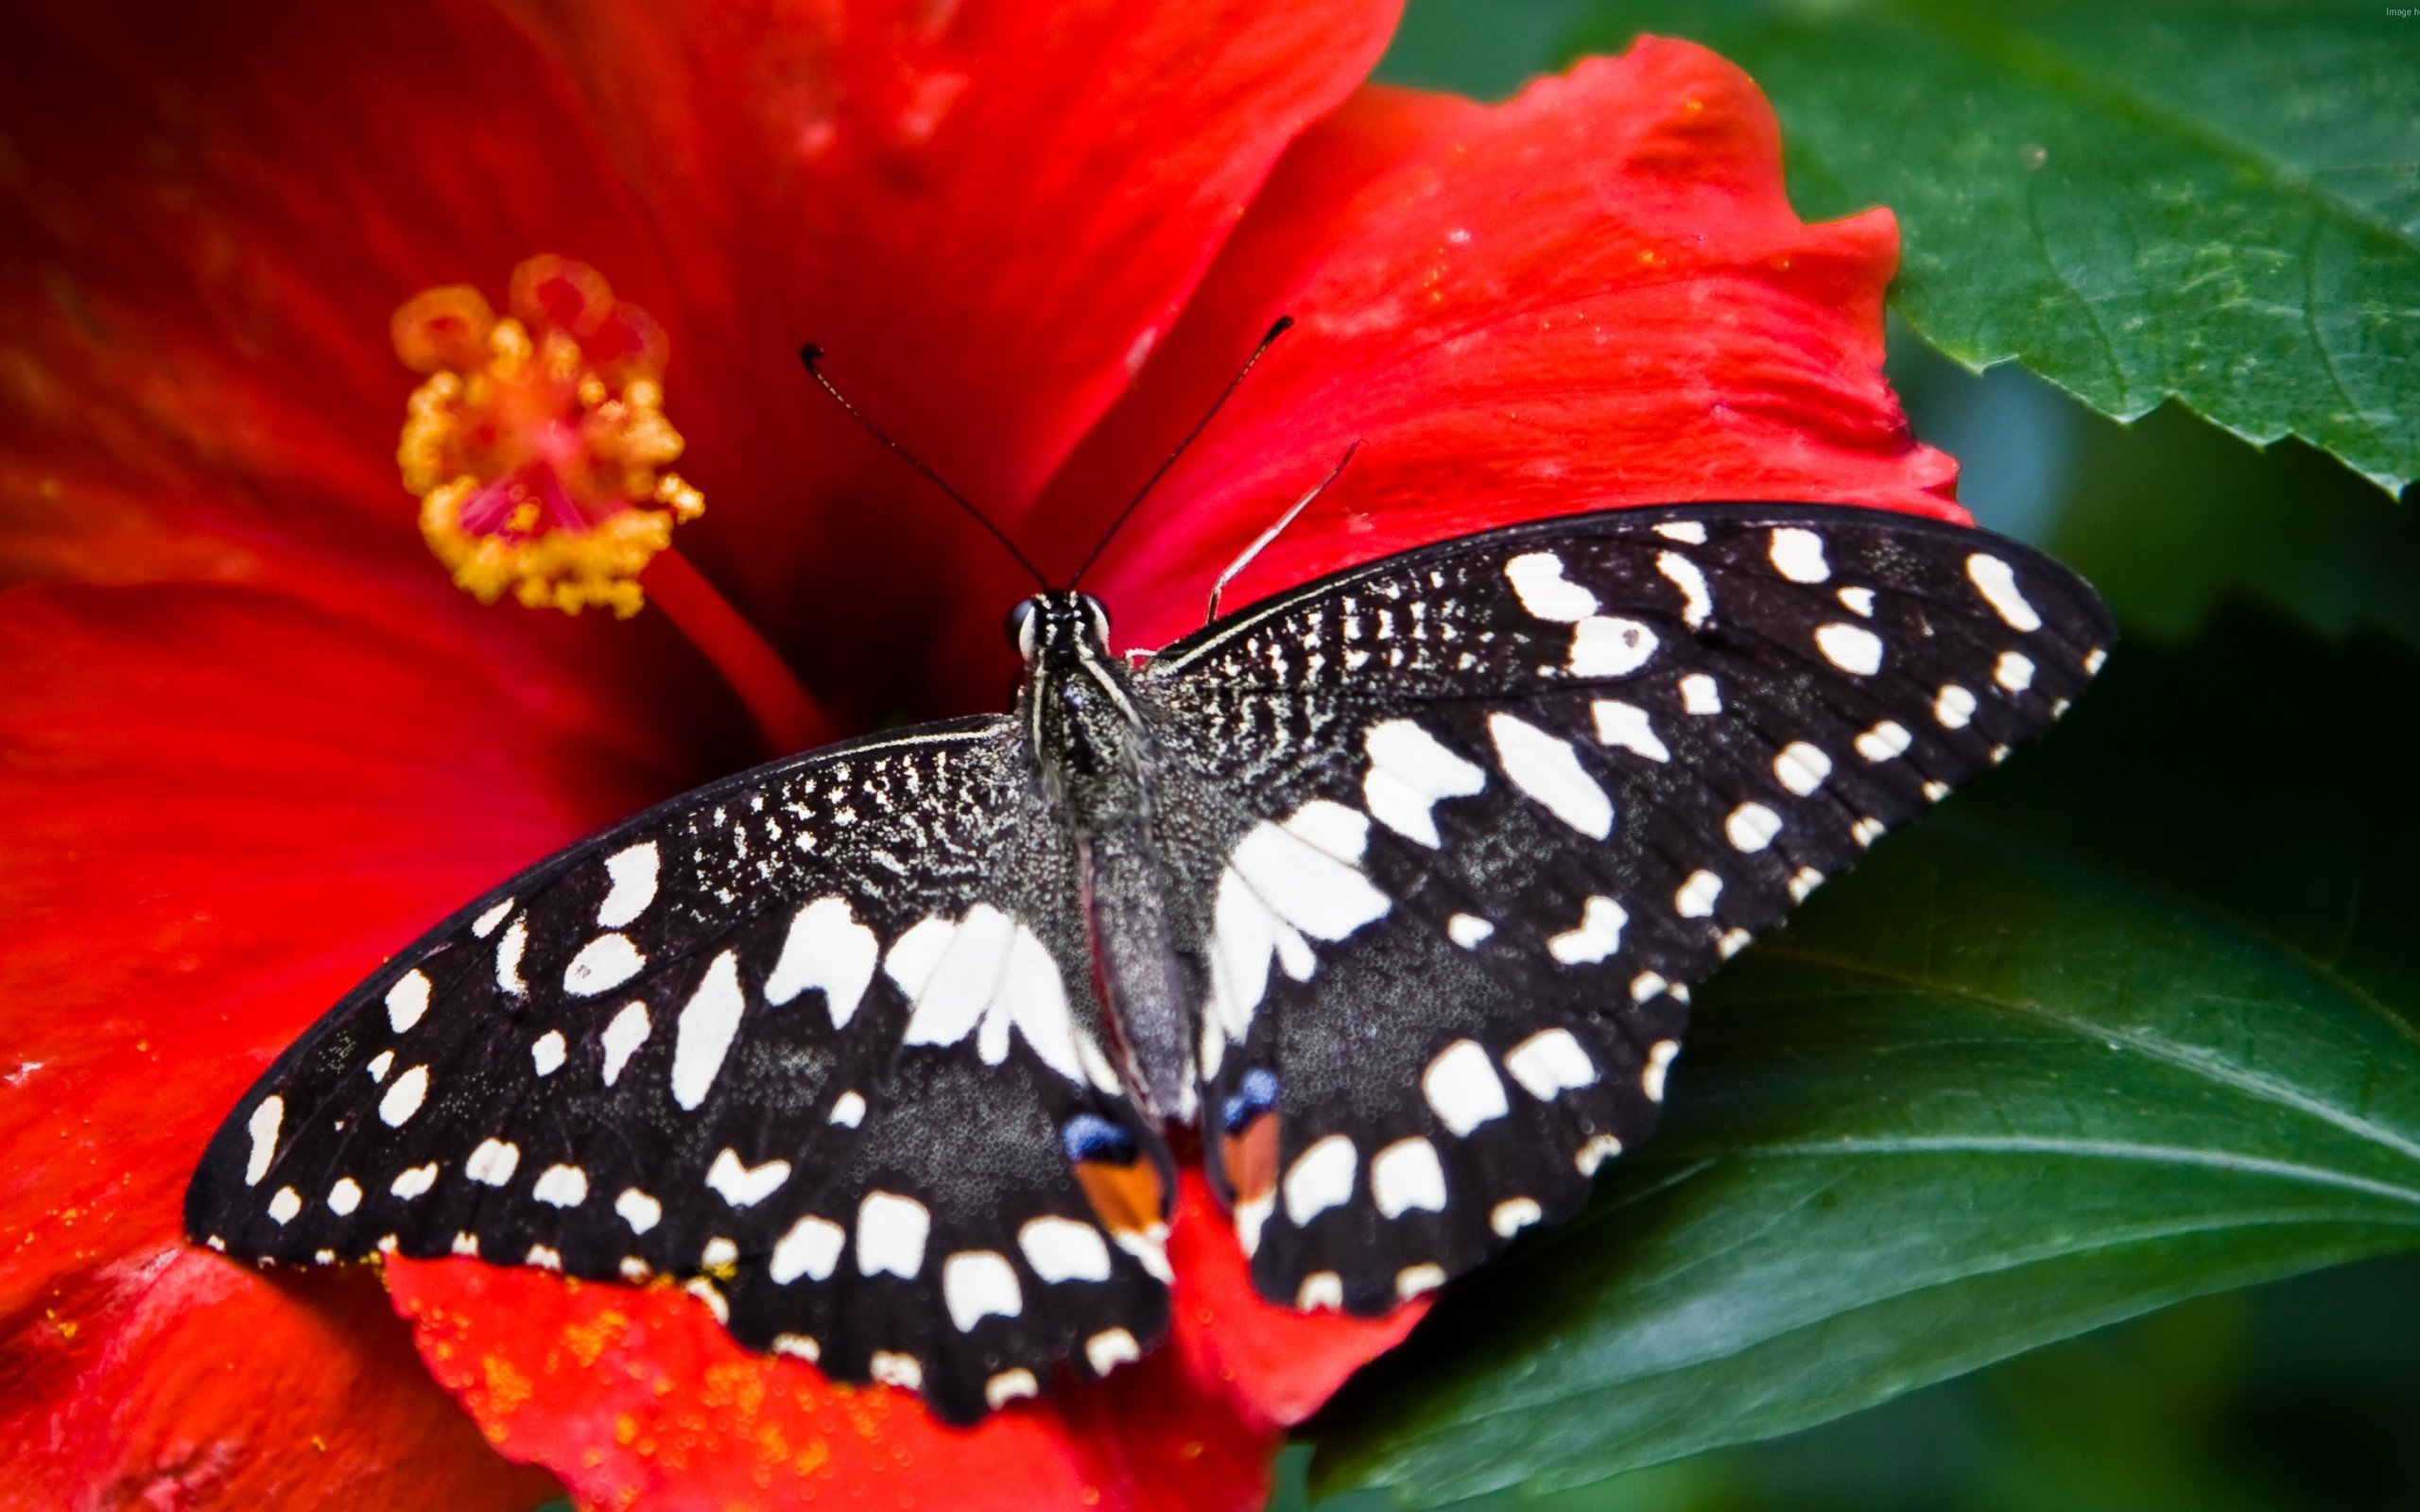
[1078,593,1111,646]
[1006,599,1040,659]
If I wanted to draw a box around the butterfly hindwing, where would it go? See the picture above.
[1140,503,2113,1314]
[184,716,1173,1423]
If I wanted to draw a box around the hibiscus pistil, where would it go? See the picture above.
[394,254,701,620]
[392,255,828,755]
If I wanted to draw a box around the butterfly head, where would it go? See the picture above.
[1008,591,1112,667]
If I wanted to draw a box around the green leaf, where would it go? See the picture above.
[1888,327,2420,657]
[1305,620,2420,1505]
[1567,0,2420,497]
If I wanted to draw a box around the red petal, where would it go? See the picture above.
[0,580,700,1502]
[387,1170,1415,1508]
[1027,40,1961,656]
[3,0,1407,723]
[493,0,1407,709]
[1,1246,558,1510]
[1158,1174,1427,1431]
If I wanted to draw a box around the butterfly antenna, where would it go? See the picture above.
[1206,441,1358,624]
[799,344,1047,590]
[1066,315,1294,588]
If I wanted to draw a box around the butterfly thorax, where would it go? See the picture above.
[1011,591,1201,1125]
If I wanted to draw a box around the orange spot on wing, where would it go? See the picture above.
[1220,1114,1279,1208]
[1074,1158,1167,1240]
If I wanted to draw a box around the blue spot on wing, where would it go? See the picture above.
[1219,1068,1279,1134]
[1061,1112,1138,1165]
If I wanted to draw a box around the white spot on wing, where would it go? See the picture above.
[596,841,660,928]
[615,1187,663,1234]
[1654,520,1707,544]
[1020,1217,1114,1283]
[669,952,746,1109]
[1397,1263,1447,1298]
[1568,615,1660,677]
[764,896,879,1027]
[244,1096,284,1186]
[1446,913,1495,949]
[1504,1028,1598,1099]
[1424,1040,1511,1136]
[1770,526,1829,582]
[1855,720,1912,762]
[530,1029,566,1077]
[1086,1328,1141,1375]
[770,1214,846,1283]
[1283,1134,1357,1225]
[1547,896,1627,964]
[1655,551,1712,627]
[988,1369,1040,1409]
[1935,683,1978,729]
[1576,1134,1625,1174]
[465,1138,520,1186]
[1814,622,1884,676]
[1504,552,1598,621]
[472,899,514,937]
[327,1177,361,1215]
[1371,1138,1448,1218]
[1773,742,1833,796]
[706,1147,791,1208]
[600,1001,649,1086]
[1676,869,1723,918]
[267,1187,301,1225]
[870,1352,922,1390]
[1643,1040,1682,1102]
[856,1191,930,1278]
[1726,801,1782,851]
[386,971,430,1033]
[1591,699,1669,762]
[1837,585,1876,616]
[942,1250,1024,1330]
[378,1065,429,1126]
[390,1163,438,1199]
[1489,713,1613,838]
[1363,720,1486,847]
[828,1091,867,1126]
[1204,807,1390,1042]
[365,1050,393,1083]
[1680,672,1721,713]
[1491,1197,1543,1237]
[1967,553,2041,630]
[532,1164,588,1208]
[493,918,529,996]
[563,932,647,997]
[1996,650,2036,691]
[889,905,1087,1083]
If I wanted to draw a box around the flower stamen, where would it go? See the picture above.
[391,257,832,754]
[393,256,701,619]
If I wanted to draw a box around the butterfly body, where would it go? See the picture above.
[189,502,2112,1423]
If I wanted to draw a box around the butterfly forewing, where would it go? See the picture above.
[184,716,1173,1424]
[1140,504,2111,1314]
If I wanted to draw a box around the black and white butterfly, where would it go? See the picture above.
[187,499,2111,1424]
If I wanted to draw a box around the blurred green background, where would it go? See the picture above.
[1284,3,2420,1508]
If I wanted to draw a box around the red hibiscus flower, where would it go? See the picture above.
[0,1,1955,1508]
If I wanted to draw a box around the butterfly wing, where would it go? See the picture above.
[185,716,1172,1423]
[1138,502,2113,1314]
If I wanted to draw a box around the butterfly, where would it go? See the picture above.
[186,483,2110,1424]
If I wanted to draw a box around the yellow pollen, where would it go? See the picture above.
[392,255,702,617]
